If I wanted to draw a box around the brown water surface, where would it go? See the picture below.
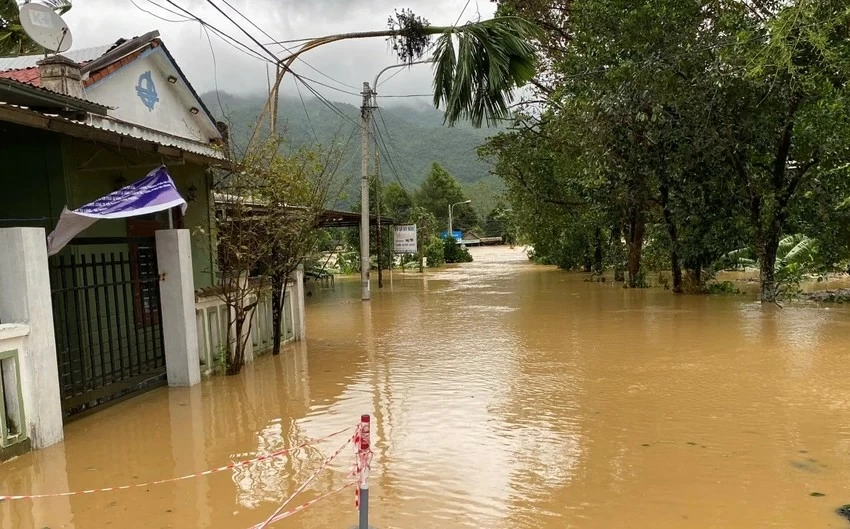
[3,246,850,529]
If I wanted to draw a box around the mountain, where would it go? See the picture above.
[201,91,503,211]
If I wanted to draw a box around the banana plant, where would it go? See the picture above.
[0,0,72,57]
[716,234,820,297]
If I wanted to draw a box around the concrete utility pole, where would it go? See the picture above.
[360,82,373,301]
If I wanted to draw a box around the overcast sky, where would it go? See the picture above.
[63,0,496,106]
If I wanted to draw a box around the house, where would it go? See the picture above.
[0,31,223,288]
[461,231,482,246]
[0,31,304,459]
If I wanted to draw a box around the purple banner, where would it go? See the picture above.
[47,166,187,255]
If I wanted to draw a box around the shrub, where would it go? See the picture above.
[424,235,445,267]
[444,237,473,263]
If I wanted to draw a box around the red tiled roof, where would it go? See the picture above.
[0,40,159,89]
[84,44,153,87]
[0,68,40,86]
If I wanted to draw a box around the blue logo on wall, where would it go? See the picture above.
[136,71,159,111]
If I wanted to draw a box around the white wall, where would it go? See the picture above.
[85,48,219,143]
[0,228,64,449]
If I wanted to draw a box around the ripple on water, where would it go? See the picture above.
[4,247,850,529]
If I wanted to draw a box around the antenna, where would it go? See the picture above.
[18,2,73,54]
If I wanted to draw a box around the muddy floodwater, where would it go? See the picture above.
[3,246,850,529]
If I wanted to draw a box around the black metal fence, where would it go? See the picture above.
[49,237,166,417]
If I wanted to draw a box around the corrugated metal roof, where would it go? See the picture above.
[0,100,225,162]
[86,114,226,160]
[0,44,113,71]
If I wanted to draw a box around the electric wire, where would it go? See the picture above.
[218,0,361,91]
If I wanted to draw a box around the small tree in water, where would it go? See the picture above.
[444,237,473,264]
[213,137,344,374]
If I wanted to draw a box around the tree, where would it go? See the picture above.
[210,167,269,375]
[260,144,344,357]
[487,0,850,301]
[383,182,415,224]
[0,1,72,56]
[212,137,345,373]
[416,162,478,232]
[715,0,850,302]
[251,11,540,150]
[443,236,473,264]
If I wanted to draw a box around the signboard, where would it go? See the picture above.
[394,224,418,254]
[440,230,463,241]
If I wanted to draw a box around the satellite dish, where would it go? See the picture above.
[19,2,73,53]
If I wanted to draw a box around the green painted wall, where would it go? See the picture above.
[0,123,67,232]
[60,139,216,289]
[0,126,216,290]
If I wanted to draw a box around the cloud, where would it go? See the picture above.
[63,0,495,105]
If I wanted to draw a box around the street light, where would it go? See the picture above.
[448,200,472,242]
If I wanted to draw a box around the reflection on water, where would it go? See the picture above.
[3,246,850,529]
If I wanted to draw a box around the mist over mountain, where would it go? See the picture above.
[202,91,504,211]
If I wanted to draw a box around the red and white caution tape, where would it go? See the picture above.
[0,425,354,501]
[248,482,354,529]
[350,422,373,509]
[255,432,357,529]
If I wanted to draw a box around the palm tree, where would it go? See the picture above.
[0,0,72,56]
[256,12,540,143]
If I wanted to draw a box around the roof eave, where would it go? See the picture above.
[0,78,108,115]
[0,103,228,167]
[154,40,219,133]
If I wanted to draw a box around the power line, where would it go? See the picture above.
[140,0,194,21]
[292,73,361,129]
[296,75,361,97]
[454,0,472,27]
[292,74,319,143]
[130,0,191,23]
[203,0,279,63]
[202,24,226,118]
[158,0,275,64]
[375,107,417,183]
[218,0,361,91]
[372,114,409,194]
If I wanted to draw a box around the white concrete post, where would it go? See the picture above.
[155,230,200,387]
[0,228,64,448]
[293,264,307,341]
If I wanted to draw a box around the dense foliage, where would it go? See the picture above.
[484,0,850,302]
[344,162,481,270]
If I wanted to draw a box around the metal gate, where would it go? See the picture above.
[48,237,166,418]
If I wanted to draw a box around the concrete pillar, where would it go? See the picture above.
[293,264,307,341]
[0,228,63,448]
[155,230,200,387]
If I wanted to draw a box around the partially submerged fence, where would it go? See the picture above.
[195,282,297,374]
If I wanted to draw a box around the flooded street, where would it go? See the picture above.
[3,245,850,528]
